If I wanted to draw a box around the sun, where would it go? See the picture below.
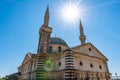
[57,0,83,24]
[62,4,79,21]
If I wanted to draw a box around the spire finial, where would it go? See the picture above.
[44,5,49,26]
[79,19,86,45]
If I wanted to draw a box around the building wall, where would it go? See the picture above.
[49,44,68,53]
[18,52,110,80]
[59,55,65,70]
[74,54,107,72]
[18,57,37,80]
[73,44,104,59]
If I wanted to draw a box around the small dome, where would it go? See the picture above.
[50,37,68,46]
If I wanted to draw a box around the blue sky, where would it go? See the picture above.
[0,0,120,77]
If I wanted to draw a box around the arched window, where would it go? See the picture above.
[50,46,52,53]
[58,46,61,52]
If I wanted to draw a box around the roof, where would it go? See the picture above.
[28,53,36,57]
[50,37,68,46]
[71,43,108,60]
[21,53,36,65]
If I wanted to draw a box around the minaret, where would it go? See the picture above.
[79,20,86,45]
[37,6,52,53]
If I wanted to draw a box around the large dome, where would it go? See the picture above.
[50,37,68,46]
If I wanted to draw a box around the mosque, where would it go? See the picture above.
[18,6,110,80]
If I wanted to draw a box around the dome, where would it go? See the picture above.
[50,37,68,46]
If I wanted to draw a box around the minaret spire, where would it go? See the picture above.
[79,20,86,45]
[44,5,49,26]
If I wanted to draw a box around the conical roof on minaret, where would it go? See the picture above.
[44,5,49,26]
[80,20,84,36]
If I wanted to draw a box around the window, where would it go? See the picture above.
[34,62,36,68]
[80,61,83,66]
[50,46,52,53]
[90,63,93,68]
[89,48,91,51]
[59,62,61,66]
[58,46,61,52]
[99,65,102,69]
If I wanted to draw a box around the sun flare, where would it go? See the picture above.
[57,0,82,24]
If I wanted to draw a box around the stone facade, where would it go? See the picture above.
[18,6,110,80]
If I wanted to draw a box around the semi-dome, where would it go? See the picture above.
[50,37,68,46]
